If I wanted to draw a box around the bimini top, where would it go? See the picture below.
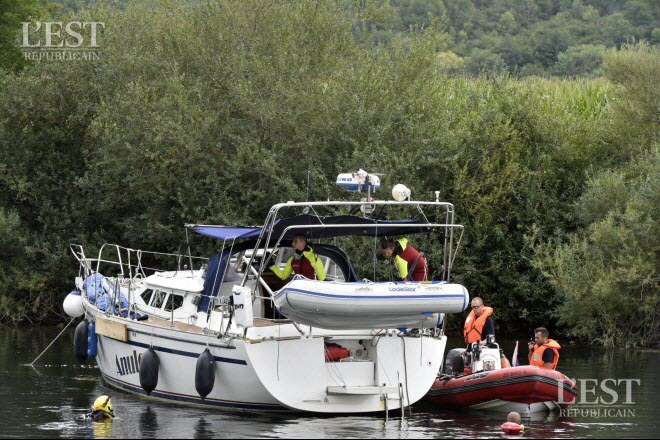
[188,214,432,242]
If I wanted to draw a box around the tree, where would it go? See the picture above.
[466,48,507,75]
[554,44,606,77]
[532,150,660,348]
[605,42,660,141]
[534,25,570,68]
[0,0,40,71]
[498,10,516,34]
[436,50,465,74]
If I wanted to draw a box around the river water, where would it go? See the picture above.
[1,326,657,438]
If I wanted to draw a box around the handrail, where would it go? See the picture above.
[70,243,209,279]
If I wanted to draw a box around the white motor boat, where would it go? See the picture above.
[63,196,469,414]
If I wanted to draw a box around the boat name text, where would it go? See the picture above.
[116,350,141,376]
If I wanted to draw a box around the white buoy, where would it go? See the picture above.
[63,290,85,318]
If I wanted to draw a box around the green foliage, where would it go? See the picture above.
[0,0,62,72]
[555,44,606,77]
[532,150,660,348]
[0,209,59,322]
[0,2,656,348]
[465,48,507,75]
[605,42,660,139]
[0,0,39,71]
[389,0,658,77]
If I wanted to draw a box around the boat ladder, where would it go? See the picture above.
[325,383,406,421]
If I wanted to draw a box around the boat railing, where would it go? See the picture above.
[69,243,209,280]
[251,222,464,288]
[248,200,461,285]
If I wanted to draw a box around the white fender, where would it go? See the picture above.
[63,291,85,318]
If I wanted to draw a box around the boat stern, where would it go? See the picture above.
[244,331,446,414]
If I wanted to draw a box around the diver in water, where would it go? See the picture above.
[86,395,115,421]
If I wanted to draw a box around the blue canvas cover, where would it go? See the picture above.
[83,273,128,312]
[197,241,257,313]
[192,226,260,241]
[99,282,128,313]
[191,215,430,242]
[84,273,104,304]
[198,253,223,313]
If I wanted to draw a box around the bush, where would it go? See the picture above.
[532,150,660,348]
[554,44,606,77]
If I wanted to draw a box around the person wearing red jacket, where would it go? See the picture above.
[380,237,428,281]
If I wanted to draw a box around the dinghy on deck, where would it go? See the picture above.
[274,277,469,330]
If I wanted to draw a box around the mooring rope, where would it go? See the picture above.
[30,317,77,367]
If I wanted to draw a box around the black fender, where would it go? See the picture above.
[74,320,89,365]
[195,348,216,400]
[139,348,160,395]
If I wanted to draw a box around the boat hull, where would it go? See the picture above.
[94,318,284,411]
[422,366,577,414]
[89,308,447,413]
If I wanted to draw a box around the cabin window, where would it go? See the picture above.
[151,290,167,309]
[164,293,184,311]
[140,288,154,304]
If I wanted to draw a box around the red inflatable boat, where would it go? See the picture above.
[424,366,578,414]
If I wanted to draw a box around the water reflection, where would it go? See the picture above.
[89,418,113,438]
[138,406,158,438]
[193,416,213,439]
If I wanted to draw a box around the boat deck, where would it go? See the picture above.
[141,316,289,334]
[143,316,205,334]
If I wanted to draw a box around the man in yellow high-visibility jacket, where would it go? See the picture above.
[269,235,326,281]
[381,237,428,281]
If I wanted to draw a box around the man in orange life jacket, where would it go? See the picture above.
[380,237,428,281]
[464,297,495,345]
[528,327,560,370]
[463,297,512,368]
[269,234,326,281]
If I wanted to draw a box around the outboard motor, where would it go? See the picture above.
[469,340,502,372]
[139,348,160,395]
[443,348,466,375]
[74,320,89,364]
[195,348,216,400]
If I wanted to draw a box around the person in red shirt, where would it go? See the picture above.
[380,237,428,281]
[269,234,326,281]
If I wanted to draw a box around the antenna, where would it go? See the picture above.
[306,170,311,202]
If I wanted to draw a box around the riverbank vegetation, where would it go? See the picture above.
[0,0,657,348]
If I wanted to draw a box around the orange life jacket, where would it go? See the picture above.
[463,306,494,344]
[530,339,561,370]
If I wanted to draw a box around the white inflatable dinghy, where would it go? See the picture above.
[273,277,469,330]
